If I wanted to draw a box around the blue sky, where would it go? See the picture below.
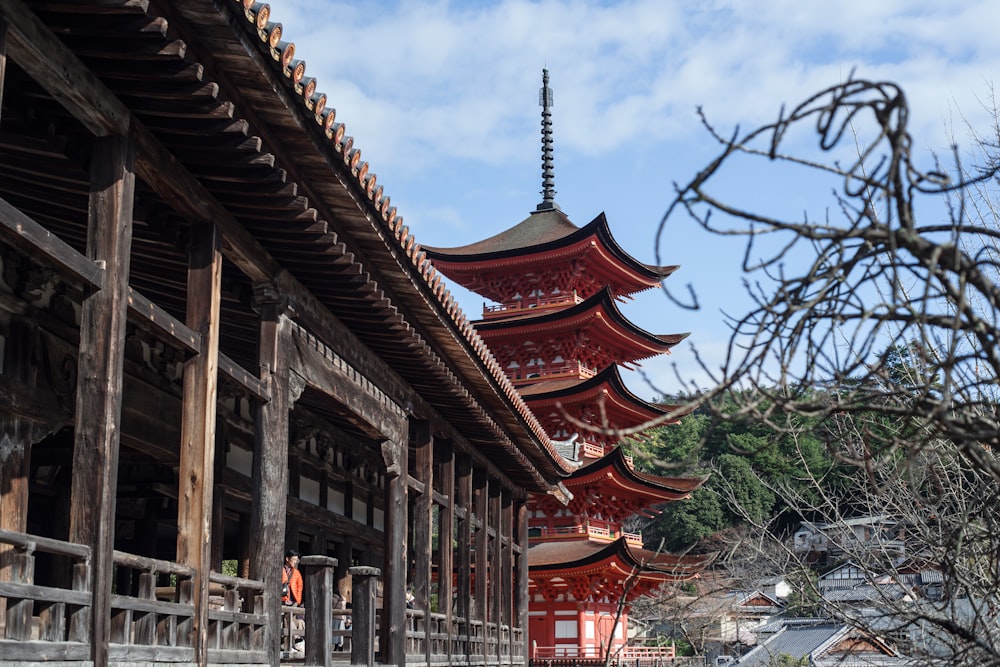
[268,0,998,397]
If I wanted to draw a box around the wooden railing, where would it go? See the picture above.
[531,643,679,665]
[483,292,582,317]
[0,529,266,664]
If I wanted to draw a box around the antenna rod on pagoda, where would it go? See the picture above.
[536,68,560,212]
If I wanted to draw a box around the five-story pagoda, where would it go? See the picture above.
[425,70,711,659]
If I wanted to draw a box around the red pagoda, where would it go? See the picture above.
[424,69,711,660]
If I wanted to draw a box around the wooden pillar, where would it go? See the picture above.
[501,492,514,660]
[515,498,529,662]
[411,418,432,664]
[0,320,36,540]
[249,284,292,665]
[68,132,135,667]
[490,487,502,661]
[300,555,337,667]
[473,468,488,665]
[380,433,408,666]
[0,18,7,123]
[350,565,381,667]
[437,441,455,663]
[176,220,223,663]
[455,455,473,635]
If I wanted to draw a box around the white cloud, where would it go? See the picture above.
[265,0,1000,391]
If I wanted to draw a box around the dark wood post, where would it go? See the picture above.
[0,18,7,124]
[301,555,337,667]
[176,220,223,663]
[68,132,135,667]
[501,490,514,659]
[437,440,455,662]
[411,418,432,664]
[473,469,488,664]
[250,283,293,665]
[515,498,530,663]
[490,487,502,661]
[380,435,408,666]
[455,455,473,653]
[350,565,380,667]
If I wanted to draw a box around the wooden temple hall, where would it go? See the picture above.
[0,1,581,665]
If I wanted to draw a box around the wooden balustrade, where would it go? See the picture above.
[0,530,266,663]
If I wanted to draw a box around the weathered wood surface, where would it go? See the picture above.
[516,500,530,663]
[381,434,407,665]
[437,441,455,664]
[350,565,380,667]
[250,291,291,666]
[300,554,337,667]
[456,455,473,630]
[412,418,432,666]
[176,220,223,665]
[68,132,135,667]
[0,0,130,136]
[0,195,104,289]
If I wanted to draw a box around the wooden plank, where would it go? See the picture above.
[0,581,93,606]
[249,294,292,666]
[0,0,130,136]
[176,221,223,666]
[68,132,135,667]
[0,195,103,289]
[0,640,91,661]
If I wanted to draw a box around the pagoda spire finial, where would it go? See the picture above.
[536,68,560,212]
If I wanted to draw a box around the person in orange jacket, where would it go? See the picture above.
[281,550,303,606]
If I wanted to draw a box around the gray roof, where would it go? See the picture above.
[734,623,844,666]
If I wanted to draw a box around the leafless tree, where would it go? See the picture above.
[653,78,1000,665]
[656,78,998,471]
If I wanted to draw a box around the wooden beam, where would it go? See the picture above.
[217,351,269,402]
[249,293,292,666]
[176,221,222,664]
[126,286,199,354]
[0,195,104,290]
[0,0,130,136]
[68,132,136,667]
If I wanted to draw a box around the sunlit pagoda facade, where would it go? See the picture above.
[425,70,711,660]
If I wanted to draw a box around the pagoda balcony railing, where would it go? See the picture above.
[578,441,634,468]
[531,642,676,661]
[530,523,643,546]
[483,292,583,318]
[511,361,597,385]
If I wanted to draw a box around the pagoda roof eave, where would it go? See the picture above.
[567,445,709,496]
[424,211,678,281]
[474,286,689,356]
[527,537,715,578]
